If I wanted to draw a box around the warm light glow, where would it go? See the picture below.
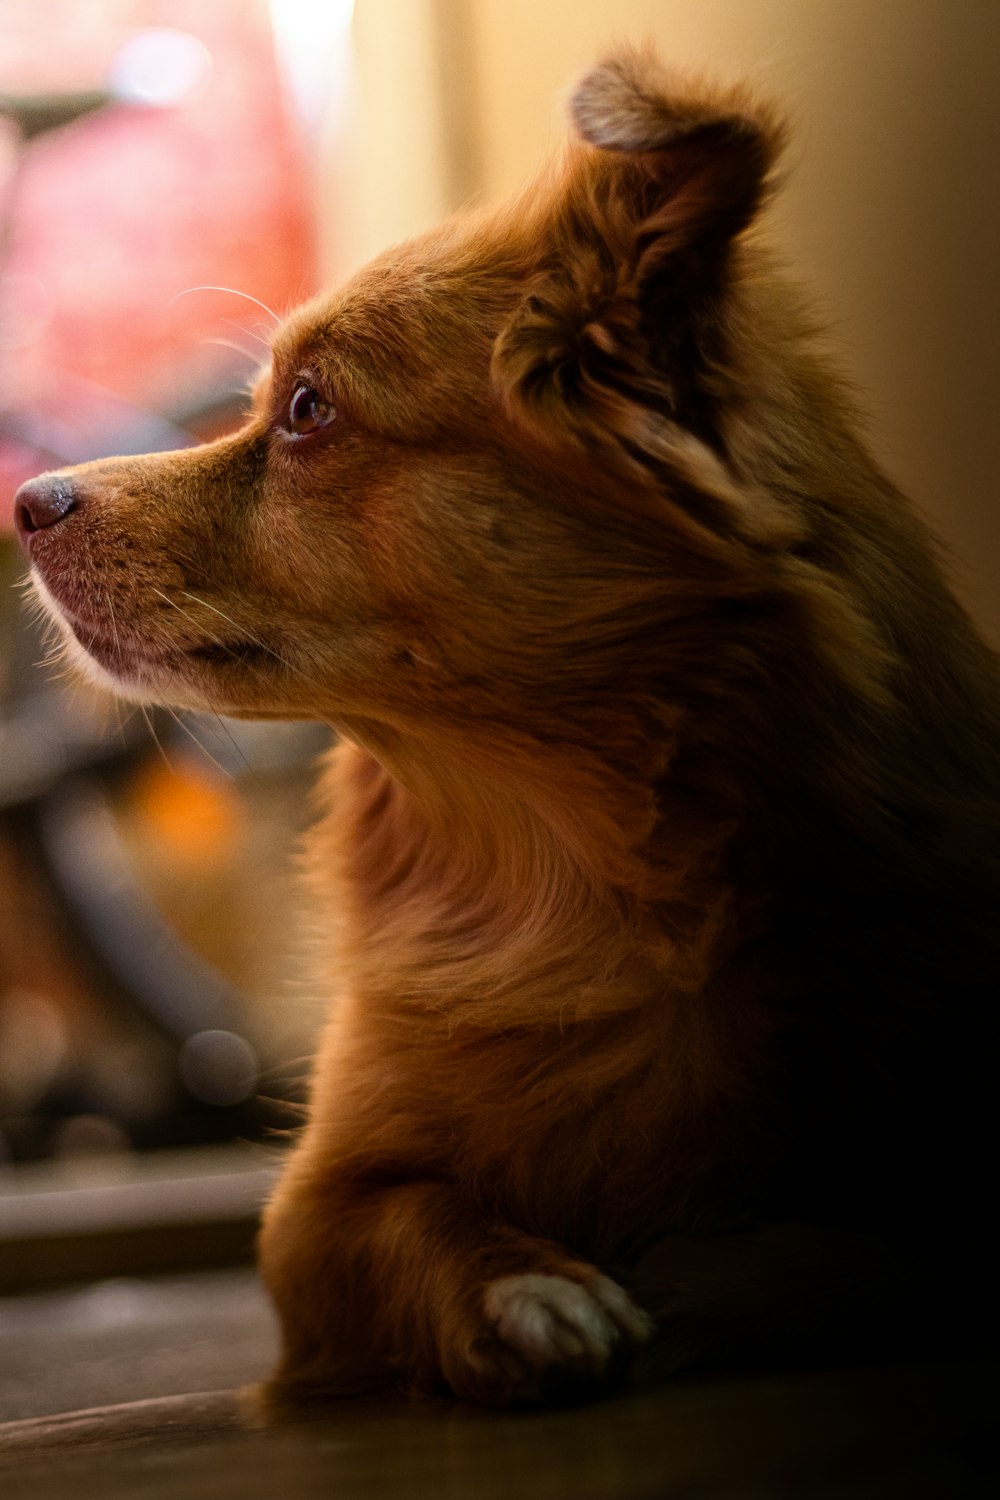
[268,0,355,128]
[269,0,355,49]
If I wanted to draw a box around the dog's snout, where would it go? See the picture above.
[13,474,80,545]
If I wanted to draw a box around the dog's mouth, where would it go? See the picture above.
[185,638,277,670]
[36,574,281,704]
[68,619,278,681]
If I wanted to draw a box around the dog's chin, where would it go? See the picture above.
[53,620,210,711]
[50,619,305,723]
[30,574,253,716]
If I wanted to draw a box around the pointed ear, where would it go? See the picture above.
[568,50,782,266]
[494,51,785,464]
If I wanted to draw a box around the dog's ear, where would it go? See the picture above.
[494,51,784,474]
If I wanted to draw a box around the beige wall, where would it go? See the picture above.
[334,0,999,641]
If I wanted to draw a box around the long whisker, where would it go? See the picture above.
[178,589,297,674]
[104,584,122,656]
[139,703,176,772]
[203,710,257,781]
[168,285,281,324]
[161,703,235,785]
[204,335,262,364]
[149,586,230,653]
[222,317,271,349]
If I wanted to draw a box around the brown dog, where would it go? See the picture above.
[14,51,999,1406]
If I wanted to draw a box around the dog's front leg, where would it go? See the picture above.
[258,1165,651,1407]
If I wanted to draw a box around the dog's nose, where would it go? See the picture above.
[13,474,79,545]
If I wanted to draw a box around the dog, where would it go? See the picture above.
[14,50,999,1406]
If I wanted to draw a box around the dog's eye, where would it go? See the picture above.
[286,383,336,437]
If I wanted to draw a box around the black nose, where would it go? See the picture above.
[13,474,79,544]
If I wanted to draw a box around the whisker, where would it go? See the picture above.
[104,585,122,655]
[203,335,261,364]
[177,590,248,634]
[178,589,297,674]
[90,649,131,743]
[162,703,235,785]
[149,586,232,655]
[204,710,258,781]
[139,703,176,773]
[222,317,271,350]
[168,285,281,324]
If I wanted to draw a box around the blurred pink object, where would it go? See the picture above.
[0,0,318,519]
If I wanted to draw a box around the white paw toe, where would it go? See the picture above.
[483,1272,651,1376]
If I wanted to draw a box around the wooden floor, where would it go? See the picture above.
[0,1269,996,1498]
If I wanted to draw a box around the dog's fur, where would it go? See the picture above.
[15,51,999,1405]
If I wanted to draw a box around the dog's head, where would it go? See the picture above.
[14,53,877,777]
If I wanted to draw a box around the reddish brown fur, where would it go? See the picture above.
[15,50,999,1405]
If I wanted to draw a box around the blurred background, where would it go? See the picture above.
[0,0,997,1295]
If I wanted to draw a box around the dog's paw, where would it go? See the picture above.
[462,1272,652,1404]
